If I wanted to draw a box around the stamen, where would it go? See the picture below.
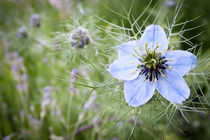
[162,49,168,54]
[134,49,143,58]
[168,66,173,71]
[165,59,173,61]
[136,42,172,82]
[153,45,159,53]
[129,62,135,64]
[131,69,138,75]
[153,63,156,69]
[132,54,139,59]
[145,42,149,54]
[158,70,166,77]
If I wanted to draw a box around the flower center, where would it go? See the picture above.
[134,43,171,82]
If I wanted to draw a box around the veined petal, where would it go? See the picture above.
[118,40,138,58]
[124,77,155,107]
[156,70,190,104]
[138,25,168,52]
[165,50,197,76]
[108,56,140,81]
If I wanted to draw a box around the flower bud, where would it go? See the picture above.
[30,14,40,27]
[17,26,27,38]
[70,27,90,48]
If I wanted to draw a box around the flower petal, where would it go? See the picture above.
[156,70,190,104]
[124,77,155,107]
[138,25,168,52]
[165,50,197,76]
[108,56,140,81]
[118,40,138,58]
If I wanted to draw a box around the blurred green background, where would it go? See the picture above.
[0,0,209,140]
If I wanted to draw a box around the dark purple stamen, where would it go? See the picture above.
[138,56,169,82]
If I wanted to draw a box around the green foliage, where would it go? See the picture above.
[0,0,209,140]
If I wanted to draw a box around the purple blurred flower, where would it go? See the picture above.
[30,14,40,27]
[42,57,48,64]
[16,84,23,92]
[69,69,78,93]
[11,65,18,73]
[69,86,76,93]
[48,0,71,12]
[3,136,10,140]
[22,74,28,82]
[70,69,78,82]
[42,86,52,94]
[18,57,24,63]
[165,0,176,8]
[6,53,11,61]
[28,114,41,129]
[17,26,28,38]
[84,95,96,110]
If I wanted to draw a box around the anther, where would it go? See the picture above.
[167,66,173,71]
[159,70,166,77]
[145,42,149,53]
[131,69,138,75]
[139,46,142,51]
[129,62,135,64]
[165,59,173,61]
[132,54,138,59]
[153,45,159,52]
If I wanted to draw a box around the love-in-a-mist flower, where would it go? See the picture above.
[108,25,197,107]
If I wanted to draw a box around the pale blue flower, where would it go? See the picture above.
[108,25,197,107]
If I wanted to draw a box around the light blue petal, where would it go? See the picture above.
[138,25,168,52]
[108,56,140,81]
[124,77,155,107]
[118,40,138,58]
[165,50,197,76]
[156,70,190,104]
